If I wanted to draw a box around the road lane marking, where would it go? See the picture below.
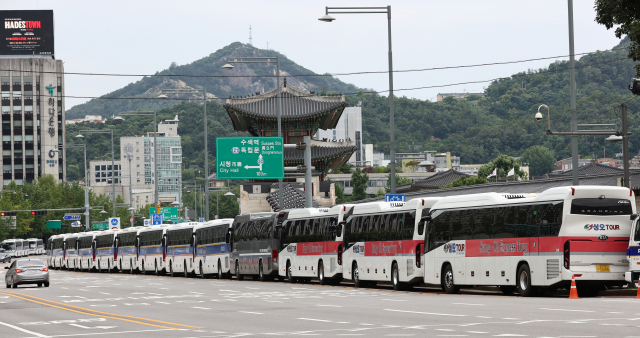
[38,328,186,337]
[382,299,406,302]
[317,304,342,307]
[453,303,484,306]
[68,323,116,329]
[299,318,334,323]
[239,311,263,315]
[539,308,595,313]
[0,320,48,337]
[385,309,467,317]
[192,307,211,310]
[0,291,202,329]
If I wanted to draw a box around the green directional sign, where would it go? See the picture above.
[148,207,178,222]
[216,137,284,179]
[92,222,108,230]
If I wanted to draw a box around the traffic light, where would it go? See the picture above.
[630,79,640,95]
[156,204,161,214]
[0,211,16,216]
[30,210,47,215]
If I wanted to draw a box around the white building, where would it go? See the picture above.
[315,106,363,165]
[65,115,105,125]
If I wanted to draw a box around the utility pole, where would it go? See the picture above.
[568,0,579,185]
[304,136,312,208]
[622,104,630,188]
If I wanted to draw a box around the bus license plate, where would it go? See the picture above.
[596,264,610,272]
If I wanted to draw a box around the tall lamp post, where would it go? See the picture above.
[319,6,397,193]
[221,57,283,209]
[77,129,116,217]
[114,111,158,209]
[159,89,210,220]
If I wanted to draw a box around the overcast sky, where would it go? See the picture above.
[7,0,623,109]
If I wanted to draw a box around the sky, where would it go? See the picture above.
[5,0,623,109]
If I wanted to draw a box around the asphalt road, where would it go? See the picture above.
[0,257,639,338]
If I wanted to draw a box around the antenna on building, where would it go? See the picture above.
[249,25,253,46]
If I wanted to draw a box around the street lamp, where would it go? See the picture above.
[160,89,210,220]
[78,129,116,217]
[319,6,398,193]
[222,56,284,207]
[116,111,158,209]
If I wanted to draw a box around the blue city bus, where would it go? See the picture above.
[193,219,234,279]
[95,229,119,273]
[63,233,80,271]
[165,223,197,278]
[47,235,64,268]
[77,231,98,272]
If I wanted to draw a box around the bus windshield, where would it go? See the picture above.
[1,243,15,251]
[29,243,37,249]
[570,198,633,215]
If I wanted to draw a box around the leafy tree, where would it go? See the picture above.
[521,145,556,176]
[351,168,369,201]
[441,176,488,189]
[332,180,349,205]
[374,166,390,173]
[375,188,385,197]
[385,174,413,193]
[478,155,526,179]
[404,160,421,172]
[595,0,640,76]
[338,162,352,174]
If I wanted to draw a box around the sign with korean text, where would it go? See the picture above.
[0,10,54,56]
[216,137,284,179]
[148,207,178,222]
[92,222,108,230]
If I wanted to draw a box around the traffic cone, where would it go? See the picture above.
[568,275,580,299]
[636,283,640,299]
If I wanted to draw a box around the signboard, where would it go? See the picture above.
[143,219,151,227]
[199,217,204,223]
[108,217,121,230]
[151,214,163,226]
[63,214,81,221]
[385,194,406,202]
[45,220,61,229]
[92,222,108,230]
[129,217,134,223]
[0,10,54,56]
[71,221,82,228]
[216,137,284,179]
[147,207,178,222]
[1,216,16,229]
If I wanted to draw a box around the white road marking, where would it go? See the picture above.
[192,306,211,310]
[220,289,239,292]
[89,304,117,307]
[298,318,334,323]
[467,332,488,334]
[539,308,595,313]
[0,320,48,337]
[453,303,484,306]
[385,309,467,317]
[475,316,492,319]
[317,304,342,307]
[502,318,520,320]
[382,299,407,302]
[493,335,527,337]
[155,301,170,304]
[239,311,263,315]
[435,329,455,331]
[38,328,186,337]
[68,323,116,329]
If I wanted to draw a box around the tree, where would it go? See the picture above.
[441,176,488,189]
[374,166,390,173]
[338,162,352,174]
[332,180,349,204]
[595,0,640,76]
[478,155,526,179]
[386,173,413,193]
[404,160,421,172]
[521,145,556,177]
[375,188,385,197]
[351,168,369,201]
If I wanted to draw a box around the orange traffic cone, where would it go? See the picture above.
[636,283,640,299]
[568,275,580,299]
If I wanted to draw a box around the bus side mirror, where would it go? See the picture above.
[631,214,638,220]
[420,216,431,222]
[337,222,345,235]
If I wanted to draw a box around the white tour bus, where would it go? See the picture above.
[625,214,640,284]
[63,233,80,270]
[16,239,27,257]
[77,231,99,272]
[165,223,197,277]
[278,205,352,284]
[193,219,234,278]
[26,238,38,255]
[423,186,634,297]
[137,224,170,275]
[2,239,24,258]
[95,229,120,273]
[47,236,65,268]
[341,198,440,290]
[116,226,144,273]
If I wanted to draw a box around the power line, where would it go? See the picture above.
[0,47,629,80]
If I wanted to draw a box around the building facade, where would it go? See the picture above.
[0,58,65,187]
[315,106,363,166]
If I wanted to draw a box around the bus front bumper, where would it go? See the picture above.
[625,271,639,283]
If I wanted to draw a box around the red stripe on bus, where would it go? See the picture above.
[364,240,422,256]
[296,241,341,256]
[464,236,629,257]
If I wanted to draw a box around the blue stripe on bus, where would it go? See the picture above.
[628,246,640,256]
[196,243,230,256]
[52,249,64,256]
[118,247,138,256]
[140,246,164,255]
[96,248,115,256]
[167,246,193,256]
[78,249,94,257]
[66,250,77,255]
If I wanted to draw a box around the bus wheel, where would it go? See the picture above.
[517,264,537,297]
[141,261,146,275]
[184,260,190,278]
[392,262,403,291]
[442,264,460,294]
[155,262,161,276]
[200,262,205,279]
[170,262,175,277]
[500,286,516,295]
[217,260,223,279]
[353,262,362,288]
[286,261,295,283]
[236,261,244,281]
[318,261,328,285]
[107,261,111,274]
[129,260,134,275]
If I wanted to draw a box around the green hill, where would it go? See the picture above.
[66,42,365,120]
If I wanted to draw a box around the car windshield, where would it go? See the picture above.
[1,243,15,251]
[17,260,45,267]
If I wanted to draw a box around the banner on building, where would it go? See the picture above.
[0,10,54,56]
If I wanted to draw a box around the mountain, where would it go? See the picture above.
[66,42,365,120]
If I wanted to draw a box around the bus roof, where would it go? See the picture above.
[193,219,234,231]
[351,201,406,216]
[286,207,335,220]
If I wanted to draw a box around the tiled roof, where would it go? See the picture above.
[553,163,624,176]
[224,84,348,120]
[266,183,319,211]
[354,171,640,203]
[284,144,357,176]
[411,170,469,189]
